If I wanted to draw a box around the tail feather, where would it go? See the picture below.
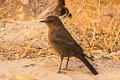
[74,53,98,75]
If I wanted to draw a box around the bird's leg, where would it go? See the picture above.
[57,56,64,73]
[66,57,69,69]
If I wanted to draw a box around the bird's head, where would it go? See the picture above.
[40,16,63,29]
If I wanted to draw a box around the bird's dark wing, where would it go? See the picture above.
[51,29,83,54]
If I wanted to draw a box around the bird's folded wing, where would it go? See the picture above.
[52,32,83,53]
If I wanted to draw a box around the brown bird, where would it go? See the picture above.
[40,16,98,75]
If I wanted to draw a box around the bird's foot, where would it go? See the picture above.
[57,71,66,74]
[57,71,61,73]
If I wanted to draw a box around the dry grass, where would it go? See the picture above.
[64,0,120,55]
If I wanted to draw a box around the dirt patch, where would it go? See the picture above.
[0,56,120,80]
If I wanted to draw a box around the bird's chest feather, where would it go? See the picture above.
[48,30,58,46]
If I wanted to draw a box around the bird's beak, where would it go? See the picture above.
[40,20,47,23]
[40,19,50,23]
[40,19,53,23]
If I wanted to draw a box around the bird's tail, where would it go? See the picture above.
[74,53,98,75]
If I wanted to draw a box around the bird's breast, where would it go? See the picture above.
[48,30,62,51]
[48,30,56,46]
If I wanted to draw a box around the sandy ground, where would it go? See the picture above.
[0,55,120,80]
